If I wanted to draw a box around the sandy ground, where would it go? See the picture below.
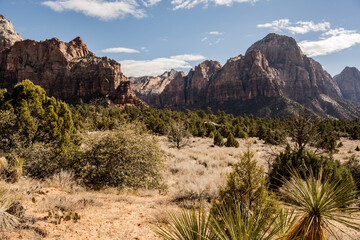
[1,136,359,239]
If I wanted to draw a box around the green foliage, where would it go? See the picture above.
[346,155,360,191]
[0,80,75,149]
[263,129,285,145]
[213,132,224,147]
[355,146,360,151]
[225,133,239,148]
[350,125,360,140]
[268,146,354,190]
[74,127,164,190]
[215,145,270,211]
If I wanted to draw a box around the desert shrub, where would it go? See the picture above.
[350,125,360,140]
[355,146,360,151]
[346,155,360,191]
[213,132,224,147]
[263,129,285,145]
[73,127,165,190]
[268,146,354,190]
[316,131,339,154]
[224,133,239,148]
[167,121,190,149]
[14,142,77,179]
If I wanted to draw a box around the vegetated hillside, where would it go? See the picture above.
[334,66,360,103]
[131,34,360,118]
[0,15,142,107]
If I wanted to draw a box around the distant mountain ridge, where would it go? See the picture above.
[0,15,142,107]
[131,34,360,118]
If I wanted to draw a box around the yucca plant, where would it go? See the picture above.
[274,208,298,239]
[281,168,360,240]
[0,189,19,231]
[210,202,280,240]
[153,206,216,240]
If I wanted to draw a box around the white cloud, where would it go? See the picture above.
[201,37,208,42]
[257,19,330,34]
[120,54,205,77]
[257,18,360,57]
[101,47,140,53]
[209,31,223,35]
[142,0,162,7]
[170,54,206,61]
[42,0,146,20]
[299,28,360,57]
[171,0,259,10]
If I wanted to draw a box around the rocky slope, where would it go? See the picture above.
[130,69,179,96]
[334,67,360,103]
[0,15,142,107]
[135,34,360,118]
[0,15,23,51]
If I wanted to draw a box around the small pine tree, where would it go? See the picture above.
[214,131,224,147]
[225,133,239,148]
[167,121,190,149]
[355,146,360,152]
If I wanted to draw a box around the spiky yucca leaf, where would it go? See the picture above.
[275,208,298,239]
[0,189,19,231]
[153,206,216,240]
[210,202,280,240]
[282,168,360,240]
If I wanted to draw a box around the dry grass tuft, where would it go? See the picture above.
[44,170,83,192]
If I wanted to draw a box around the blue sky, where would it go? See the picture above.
[1,0,360,77]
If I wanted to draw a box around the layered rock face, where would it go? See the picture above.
[0,15,23,51]
[334,67,360,103]
[136,34,360,118]
[0,16,141,107]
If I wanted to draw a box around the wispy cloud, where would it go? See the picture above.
[142,0,162,7]
[201,31,224,45]
[258,18,360,57]
[170,54,205,61]
[119,54,206,77]
[257,19,330,34]
[209,31,223,35]
[101,47,140,53]
[171,0,259,10]
[42,0,146,20]
[299,28,360,57]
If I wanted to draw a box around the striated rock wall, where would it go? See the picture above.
[334,67,360,103]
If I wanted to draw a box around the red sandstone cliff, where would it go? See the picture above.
[0,16,141,107]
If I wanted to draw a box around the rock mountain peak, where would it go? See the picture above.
[0,14,23,51]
